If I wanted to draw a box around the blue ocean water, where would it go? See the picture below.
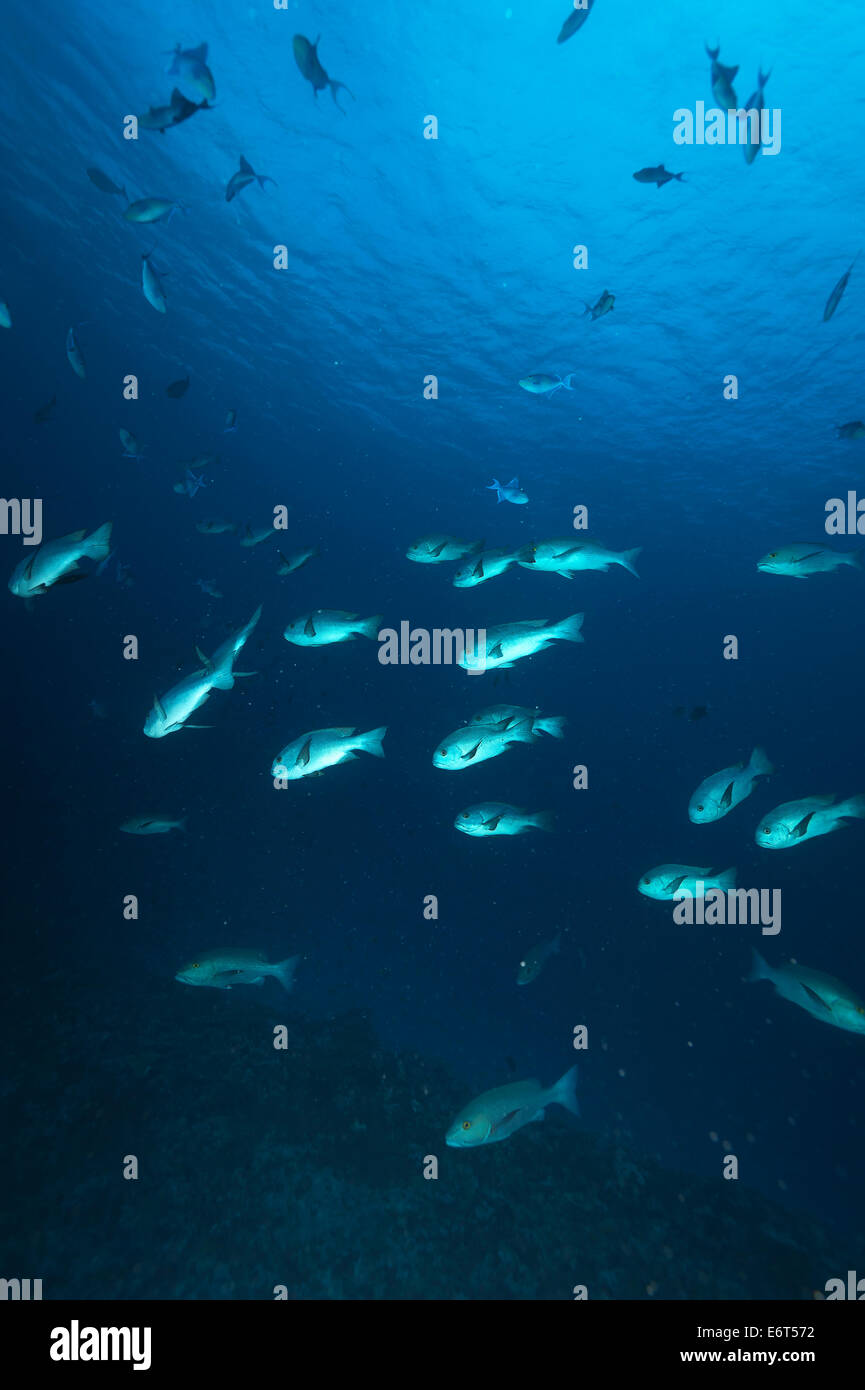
[1,0,864,1299]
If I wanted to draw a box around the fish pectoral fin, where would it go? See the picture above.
[794,552,824,563]
[665,875,687,894]
[54,570,88,586]
[460,742,483,761]
[720,782,735,809]
[153,695,167,721]
[791,812,815,838]
[489,1109,522,1135]
[483,815,503,831]
[801,983,833,1013]
[487,643,503,659]
[304,616,317,638]
[296,738,312,768]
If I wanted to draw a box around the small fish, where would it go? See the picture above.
[137,88,211,133]
[458,614,585,673]
[8,522,112,598]
[455,803,553,838]
[755,794,865,850]
[283,609,381,647]
[518,372,575,397]
[165,42,216,103]
[433,719,538,770]
[142,253,167,314]
[517,537,641,578]
[293,34,354,113]
[517,933,562,985]
[673,704,709,722]
[240,523,276,548]
[446,1066,579,1148]
[173,468,207,498]
[557,0,595,45]
[406,535,484,565]
[176,949,299,993]
[120,815,187,835]
[66,326,86,379]
[86,167,127,199]
[823,254,858,322]
[632,165,684,187]
[487,477,528,505]
[33,395,57,424]
[277,547,318,575]
[124,197,179,224]
[88,699,108,720]
[0,301,11,328]
[197,518,237,535]
[638,864,737,901]
[582,290,615,320]
[119,428,144,460]
[452,548,518,588]
[225,155,276,203]
[689,747,774,824]
[742,70,770,165]
[224,409,237,433]
[165,374,190,398]
[468,705,566,739]
[836,421,865,440]
[747,950,865,1035]
[196,578,223,598]
[757,543,862,578]
[705,43,738,108]
[272,726,387,780]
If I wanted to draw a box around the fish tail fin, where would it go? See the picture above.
[533,715,567,739]
[552,612,585,643]
[85,521,113,561]
[357,726,387,758]
[487,478,500,490]
[177,817,188,834]
[552,1064,579,1117]
[835,793,865,822]
[329,80,355,113]
[674,173,685,182]
[562,373,576,389]
[357,614,383,640]
[716,866,738,891]
[258,175,277,190]
[274,955,300,993]
[747,948,771,984]
[618,546,642,578]
[531,810,555,832]
[844,550,863,569]
[759,67,771,87]
[705,42,720,60]
[748,746,774,778]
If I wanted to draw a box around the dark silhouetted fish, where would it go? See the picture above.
[137,88,211,133]
[633,165,684,188]
[86,167,127,200]
[225,155,276,203]
[165,374,190,399]
[742,69,770,165]
[165,42,215,102]
[673,704,709,721]
[705,43,738,108]
[293,34,354,112]
[33,395,57,424]
[837,421,865,440]
[582,289,615,320]
[557,0,595,44]
[823,254,859,322]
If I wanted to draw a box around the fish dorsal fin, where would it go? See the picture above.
[239,155,254,174]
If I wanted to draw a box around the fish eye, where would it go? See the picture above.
[460,812,470,819]
[439,749,448,757]
[768,552,776,558]
[192,963,200,969]
[461,1121,472,1131]
[760,826,770,835]
[696,804,704,812]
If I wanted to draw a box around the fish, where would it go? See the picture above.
[292,34,354,113]
[433,718,538,770]
[142,253,167,314]
[742,69,770,164]
[198,605,262,691]
[124,197,179,224]
[165,42,216,103]
[283,609,381,647]
[705,43,738,108]
[836,421,865,440]
[446,1065,579,1147]
[143,606,261,738]
[120,816,186,835]
[557,0,595,44]
[137,88,211,133]
[823,254,858,322]
[406,535,484,565]
[225,155,276,203]
[487,477,528,505]
[582,290,615,320]
[196,579,223,598]
[88,699,108,720]
[272,726,387,780]
[224,409,237,433]
[518,372,575,397]
[673,704,709,722]
[455,803,554,837]
[747,950,865,1035]
[755,794,865,850]
[757,543,862,577]
[638,864,737,901]
[277,547,319,575]
[632,165,684,187]
[458,614,585,673]
[8,522,112,598]
[176,949,299,993]
[452,548,518,588]
[517,933,562,985]
[688,747,774,824]
[33,395,57,424]
[173,468,207,498]
[240,524,276,548]
[196,518,237,535]
[119,428,143,460]
[165,374,190,399]
[0,301,11,328]
[468,705,566,739]
[518,537,641,578]
[86,167,127,199]
[66,326,86,379]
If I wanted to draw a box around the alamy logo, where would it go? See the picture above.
[673,884,781,935]
[825,1270,865,1299]
[378,622,487,673]
[0,1277,42,1299]
[672,102,781,155]
[0,497,42,545]
[49,1320,152,1371]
